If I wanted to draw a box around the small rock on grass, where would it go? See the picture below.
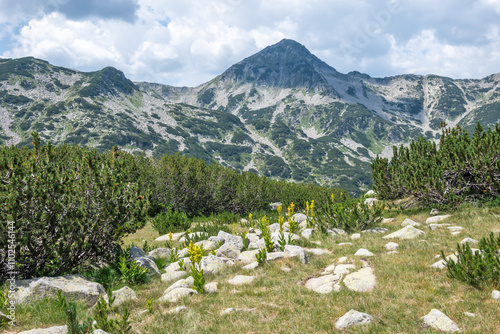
[304,248,331,256]
[351,233,361,240]
[167,306,187,314]
[354,248,374,257]
[228,275,257,286]
[220,307,257,315]
[335,309,374,329]
[421,309,460,332]
[383,226,425,240]
[204,282,218,294]
[159,288,197,303]
[459,237,479,245]
[242,262,259,270]
[492,290,500,300]
[385,242,398,251]
[18,326,68,334]
[401,218,420,227]
[425,215,452,224]
[343,267,376,292]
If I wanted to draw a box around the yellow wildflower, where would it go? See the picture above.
[277,205,282,214]
[168,231,173,241]
[249,213,252,221]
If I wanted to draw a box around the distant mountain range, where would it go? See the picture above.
[1,39,499,194]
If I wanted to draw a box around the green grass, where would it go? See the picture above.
[4,204,500,333]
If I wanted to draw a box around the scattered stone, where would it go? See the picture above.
[304,248,331,256]
[333,264,356,275]
[133,256,161,277]
[216,243,241,259]
[431,254,458,269]
[382,218,395,224]
[301,228,315,239]
[159,288,197,303]
[425,215,452,224]
[246,233,260,244]
[448,226,464,233]
[421,309,460,332]
[240,218,248,224]
[337,257,348,263]
[220,307,257,315]
[492,290,500,300]
[459,237,479,245]
[322,263,336,274]
[18,326,68,334]
[164,276,194,295]
[343,267,376,292]
[463,312,476,317]
[383,226,425,240]
[226,260,235,266]
[366,190,376,196]
[130,245,148,258]
[195,239,218,251]
[269,202,282,210]
[401,218,421,227]
[217,231,244,250]
[430,208,439,216]
[386,250,398,254]
[284,245,309,264]
[148,247,171,259]
[200,255,227,275]
[165,262,181,273]
[267,251,285,261]
[281,266,291,272]
[327,228,347,236]
[362,227,389,234]
[111,286,137,307]
[228,275,257,286]
[351,233,361,240]
[242,262,259,270]
[237,249,260,264]
[179,232,209,243]
[161,271,188,284]
[385,242,399,251]
[292,213,308,224]
[305,274,341,294]
[178,248,189,258]
[335,309,374,329]
[167,306,187,314]
[208,236,225,245]
[354,248,374,257]
[14,275,105,307]
[428,223,451,231]
[204,282,218,294]
[155,232,185,242]
[338,242,353,246]
[364,197,378,206]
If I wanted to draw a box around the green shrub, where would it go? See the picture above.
[442,232,500,289]
[315,193,384,233]
[118,256,150,286]
[0,136,149,280]
[151,208,190,234]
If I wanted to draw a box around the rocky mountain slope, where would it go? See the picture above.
[1,39,500,194]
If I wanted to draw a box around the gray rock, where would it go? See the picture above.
[267,251,285,261]
[354,248,374,257]
[200,255,227,275]
[327,228,347,236]
[351,233,361,240]
[269,202,282,210]
[430,208,439,215]
[335,309,374,329]
[463,312,476,317]
[161,270,188,283]
[343,267,376,292]
[385,242,399,251]
[195,239,218,251]
[334,264,356,275]
[216,243,241,259]
[148,247,171,259]
[220,307,257,315]
[381,218,395,224]
[421,309,460,332]
[208,236,225,245]
[304,248,331,256]
[459,237,479,245]
[155,232,185,242]
[284,245,309,264]
[164,276,194,295]
[159,288,197,303]
[362,227,389,234]
[383,226,425,240]
[217,231,244,250]
[300,228,315,239]
[292,213,308,224]
[492,290,500,300]
[179,232,209,243]
[268,223,281,233]
[14,275,105,307]
[426,215,452,224]
[305,274,342,294]
[447,226,464,233]
[431,254,458,269]
[246,233,260,244]
[18,326,68,334]
[130,245,148,258]
[337,242,353,246]
[227,275,257,286]
[242,262,259,270]
[237,249,260,264]
[178,248,189,258]
[165,261,181,273]
[401,218,420,227]
[366,190,376,196]
[167,306,187,313]
[429,223,450,231]
[364,198,378,206]
[204,282,218,294]
[133,256,161,277]
[111,286,137,307]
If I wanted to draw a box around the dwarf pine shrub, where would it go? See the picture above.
[0,135,149,280]
[151,208,190,234]
[442,232,500,289]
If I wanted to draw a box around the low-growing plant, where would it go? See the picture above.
[151,208,190,235]
[154,257,170,272]
[240,231,249,251]
[118,256,150,285]
[146,298,154,314]
[259,215,274,252]
[277,205,286,251]
[287,203,299,234]
[256,247,267,265]
[315,193,383,233]
[187,241,205,293]
[442,232,500,289]
[93,295,132,334]
[169,248,179,263]
[65,302,93,334]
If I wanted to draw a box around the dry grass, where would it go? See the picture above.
[6,204,500,333]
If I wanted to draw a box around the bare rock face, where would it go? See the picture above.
[383,226,425,240]
[343,267,376,292]
[421,309,461,332]
[335,309,374,329]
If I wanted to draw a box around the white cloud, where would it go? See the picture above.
[2,0,500,85]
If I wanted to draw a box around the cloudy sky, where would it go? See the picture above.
[1,0,499,86]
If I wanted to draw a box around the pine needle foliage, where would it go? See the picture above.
[372,122,500,205]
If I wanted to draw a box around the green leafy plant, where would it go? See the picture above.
[146,298,154,314]
[240,231,249,251]
[169,248,179,263]
[187,241,205,293]
[287,203,298,234]
[151,208,190,235]
[118,256,150,285]
[277,205,286,251]
[259,215,274,252]
[256,247,267,265]
[442,232,500,289]
[65,302,93,334]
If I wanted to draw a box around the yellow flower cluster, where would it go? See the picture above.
[277,205,284,232]
[187,241,203,264]
[168,231,173,241]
